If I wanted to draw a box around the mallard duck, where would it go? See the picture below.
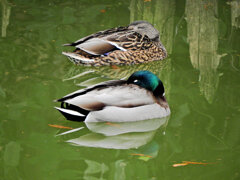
[55,71,170,122]
[62,21,167,66]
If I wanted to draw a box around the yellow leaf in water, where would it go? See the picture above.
[173,161,214,167]
[131,153,153,158]
[172,163,188,167]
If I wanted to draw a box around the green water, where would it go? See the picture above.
[0,0,240,179]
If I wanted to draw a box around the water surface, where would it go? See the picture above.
[0,0,240,179]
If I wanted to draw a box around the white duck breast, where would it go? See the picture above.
[64,84,155,111]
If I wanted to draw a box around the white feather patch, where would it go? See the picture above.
[54,107,85,117]
[62,52,94,62]
[104,40,127,51]
[75,38,126,55]
[65,85,155,108]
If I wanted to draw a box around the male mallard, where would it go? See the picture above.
[55,71,170,122]
[62,21,167,66]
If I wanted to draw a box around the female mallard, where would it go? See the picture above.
[62,21,167,66]
[55,71,170,122]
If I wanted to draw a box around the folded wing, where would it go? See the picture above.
[58,81,155,111]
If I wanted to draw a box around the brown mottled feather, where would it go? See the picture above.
[72,41,166,66]
[63,21,167,66]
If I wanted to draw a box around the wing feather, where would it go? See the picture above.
[67,30,151,56]
[57,80,126,102]
[64,26,128,46]
[63,84,155,110]
[75,38,117,55]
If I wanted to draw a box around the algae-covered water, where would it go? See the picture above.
[0,0,240,179]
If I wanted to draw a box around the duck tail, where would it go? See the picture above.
[55,103,89,122]
[62,42,78,46]
[62,52,95,66]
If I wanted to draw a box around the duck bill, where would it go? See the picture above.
[158,95,169,109]
[160,95,166,102]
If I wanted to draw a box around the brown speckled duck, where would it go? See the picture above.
[62,21,167,66]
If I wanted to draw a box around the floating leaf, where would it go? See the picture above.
[48,124,73,129]
[131,153,153,158]
[131,153,153,161]
[172,163,188,167]
[172,161,214,167]
[138,156,151,161]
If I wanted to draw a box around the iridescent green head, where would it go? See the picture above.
[127,71,165,97]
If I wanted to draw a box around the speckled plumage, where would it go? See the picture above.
[62,21,167,66]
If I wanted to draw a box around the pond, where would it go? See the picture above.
[0,0,240,179]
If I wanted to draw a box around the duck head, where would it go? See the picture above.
[128,21,160,41]
[127,70,165,98]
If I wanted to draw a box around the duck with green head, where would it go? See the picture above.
[62,21,167,66]
[55,71,170,122]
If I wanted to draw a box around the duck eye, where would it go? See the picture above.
[133,79,138,83]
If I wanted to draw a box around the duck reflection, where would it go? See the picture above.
[66,117,168,149]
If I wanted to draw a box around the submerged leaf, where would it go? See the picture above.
[100,9,106,13]
[131,153,153,161]
[138,156,151,161]
[105,122,121,127]
[111,65,120,69]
